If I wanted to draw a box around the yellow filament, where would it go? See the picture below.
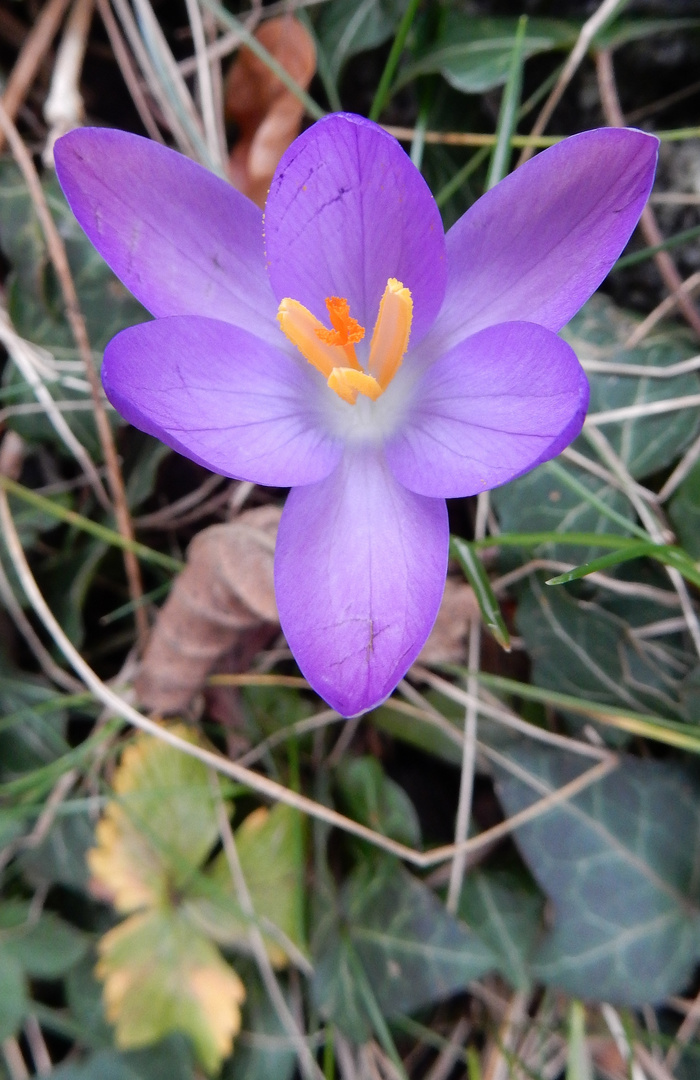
[368,278,413,389]
[327,367,383,405]
[278,298,362,378]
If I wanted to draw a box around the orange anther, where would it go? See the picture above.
[327,367,382,405]
[368,278,413,390]
[278,280,411,405]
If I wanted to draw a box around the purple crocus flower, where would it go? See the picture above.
[54,114,657,717]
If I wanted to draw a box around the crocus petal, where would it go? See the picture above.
[275,451,448,716]
[264,113,446,343]
[54,129,280,345]
[425,128,658,355]
[386,321,588,498]
[102,316,342,486]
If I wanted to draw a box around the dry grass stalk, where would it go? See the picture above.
[0,0,72,155]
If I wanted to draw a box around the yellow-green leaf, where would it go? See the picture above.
[97,909,245,1075]
[88,727,221,912]
[186,804,307,967]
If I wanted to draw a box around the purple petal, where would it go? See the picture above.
[386,321,588,498]
[54,129,280,345]
[426,128,658,354]
[264,113,446,344]
[275,451,448,716]
[102,316,342,486]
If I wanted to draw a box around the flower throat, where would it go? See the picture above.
[278,278,412,405]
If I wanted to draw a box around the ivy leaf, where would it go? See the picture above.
[312,859,497,1040]
[0,946,27,1040]
[670,459,700,559]
[97,909,245,1075]
[0,161,146,354]
[51,1041,195,1080]
[0,161,146,457]
[185,804,307,968]
[398,15,577,93]
[314,0,407,82]
[88,726,222,912]
[563,296,700,480]
[493,295,700,563]
[494,743,700,1004]
[458,867,544,991]
[2,907,89,978]
[223,966,296,1080]
[515,578,689,729]
[335,756,421,848]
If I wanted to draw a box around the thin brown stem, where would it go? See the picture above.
[518,0,626,166]
[596,48,700,340]
[0,0,72,154]
[95,0,164,142]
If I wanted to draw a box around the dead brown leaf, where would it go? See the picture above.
[225,15,316,206]
[135,505,281,714]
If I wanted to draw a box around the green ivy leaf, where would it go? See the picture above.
[312,859,496,1040]
[670,459,700,559]
[223,966,296,1080]
[595,16,700,50]
[3,908,89,978]
[459,867,544,991]
[50,1040,195,1080]
[0,946,27,1040]
[314,0,407,81]
[494,743,700,1004]
[398,15,577,93]
[515,578,689,730]
[335,756,421,848]
[493,295,700,563]
[0,160,147,457]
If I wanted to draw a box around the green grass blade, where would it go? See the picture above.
[450,537,510,650]
[0,476,183,573]
[465,671,700,753]
[486,14,528,188]
[546,541,700,590]
[368,0,422,122]
[615,222,700,270]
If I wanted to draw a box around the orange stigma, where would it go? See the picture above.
[277,280,413,405]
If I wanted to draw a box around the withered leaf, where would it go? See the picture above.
[226,16,316,206]
[136,505,280,714]
[88,724,221,911]
[97,908,245,1075]
[89,729,245,1073]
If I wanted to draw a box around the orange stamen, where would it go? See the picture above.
[277,298,362,378]
[327,367,382,405]
[368,278,413,389]
[278,279,412,405]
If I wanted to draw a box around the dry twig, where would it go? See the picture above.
[596,48,700,340]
